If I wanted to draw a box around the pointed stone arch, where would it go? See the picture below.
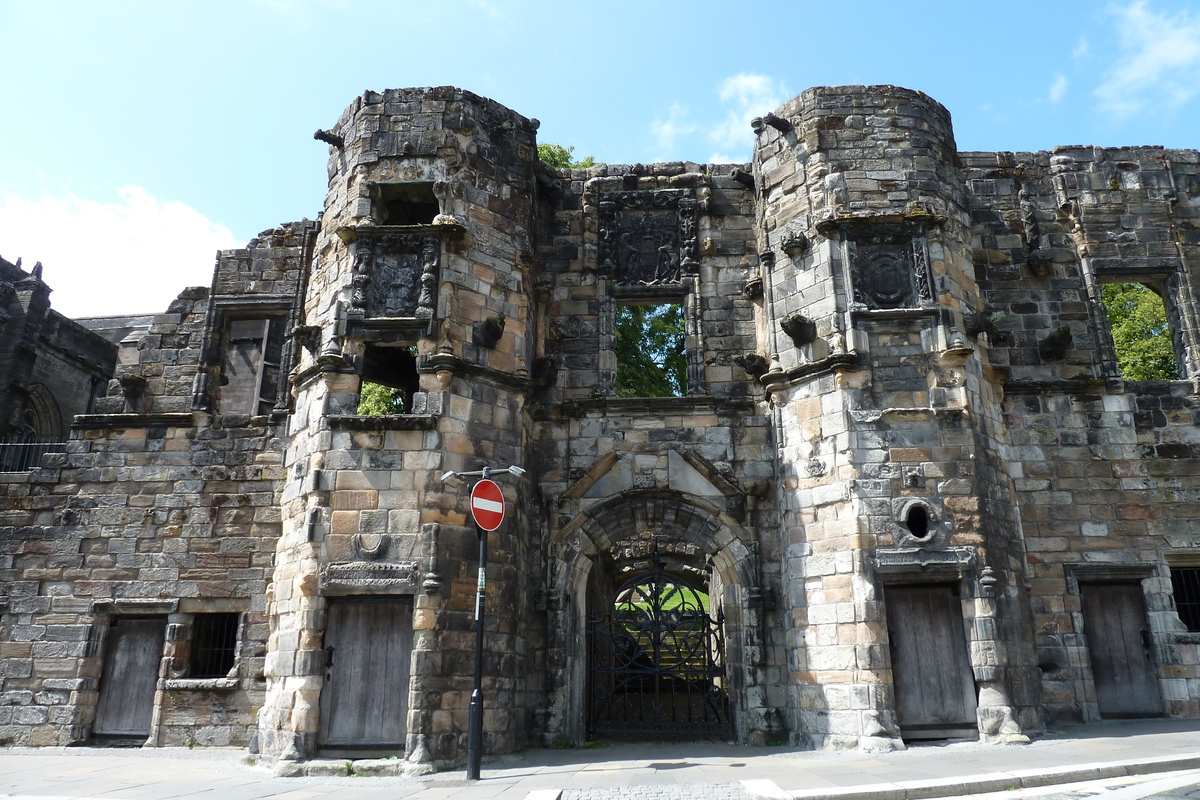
[23,383,64,440]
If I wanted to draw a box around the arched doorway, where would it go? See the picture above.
[551,490,763,745]
[588,544,729,738]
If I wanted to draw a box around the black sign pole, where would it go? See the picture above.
[466,473,489,780]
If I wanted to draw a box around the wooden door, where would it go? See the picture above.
[1080,583,1162,718]
[885,585,977,739]
[94,616,166,737]
[319,599,413,749]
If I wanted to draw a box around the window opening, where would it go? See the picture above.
[905,505,930,539]
[1170,567,1200,632]
[357,344,419,414]
[615,303,686,398]
[377,183,439,226]
[1100,282,1180,380]
[190,613,240,678]
[221,317,285,415]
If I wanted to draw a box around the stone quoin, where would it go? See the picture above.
[0,85,1198,764]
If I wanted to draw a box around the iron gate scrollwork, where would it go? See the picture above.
[588,564,729,738]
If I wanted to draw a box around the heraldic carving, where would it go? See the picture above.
[350,231,439,319]
[849,228,933,310]
[598,190,699,285]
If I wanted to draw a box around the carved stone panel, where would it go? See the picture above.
[319,561,421,595]
[849,229,932,310]
[598,190,698,285]
[351,232,439,319]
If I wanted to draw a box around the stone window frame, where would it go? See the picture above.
[200,296,295,418]
[1165,554,1200,641]
[187,612,243,680]
[161,610,245,691]
[1088,269,1193,382]
[592,186,707,399]
[599,283,706,398]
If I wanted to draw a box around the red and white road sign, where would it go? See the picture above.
[470,479,505,531]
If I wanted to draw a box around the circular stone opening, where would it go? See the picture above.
[905,505,930,539]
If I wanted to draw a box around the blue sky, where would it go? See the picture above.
[2,0,1200,316]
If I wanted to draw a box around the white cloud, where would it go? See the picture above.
[1049,73,1069,103]
[708,73,788,162]
[651,102,697,152]
[1094,1,1200,119]
[1073,35,1091,60]
[0,186,240,318]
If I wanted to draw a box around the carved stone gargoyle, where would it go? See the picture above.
[780,313,818,347]
[313,129,344,148]
[736,353,770,379]
[118,374,148,413]
[1039,327,1072,361]
[964,308,1010,344]
[292,325,322,355]
[532,356,558,389]
[472,314,506,349]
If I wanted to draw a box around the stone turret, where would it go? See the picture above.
[257,87,544,764]
[754,86,1039,748]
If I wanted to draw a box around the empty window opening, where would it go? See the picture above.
[1171,567,1200,632]
[377,183,439,226]
[615,303,686,398]
[221,317,285,415]
[905,506,930,539]
[190,613,240,678]
[357,344,420,414]
[1100,282,1180,381]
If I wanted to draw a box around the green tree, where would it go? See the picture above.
[356,381,406,414]
[1101,282,1179,380]
[615,303,687,397]
[537,142,596,170]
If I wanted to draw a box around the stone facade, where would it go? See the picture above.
[0,256,116,443]
[1,85,1198,761]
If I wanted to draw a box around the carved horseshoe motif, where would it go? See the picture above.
[351,532,388,561]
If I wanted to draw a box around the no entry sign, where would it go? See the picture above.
[470,479,505,530]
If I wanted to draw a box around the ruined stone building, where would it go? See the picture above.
[1,85,1198,763]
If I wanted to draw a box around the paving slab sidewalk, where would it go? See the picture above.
[0,718,1198,800]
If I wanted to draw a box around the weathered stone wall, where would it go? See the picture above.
[965,145,1200,722]
[0,418,282,747]
[532,159,779,744]
[1,84,1198,761]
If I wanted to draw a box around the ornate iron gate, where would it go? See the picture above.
[588,565,729,738]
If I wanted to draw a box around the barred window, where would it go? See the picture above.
[190,613,240,678]
[1170,567,1200,632]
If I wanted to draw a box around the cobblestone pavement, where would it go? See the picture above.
[0,720,1198,800]
[562,784,749,800]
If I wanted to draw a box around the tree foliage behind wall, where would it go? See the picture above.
[357,381,407,415]
[615,303,687,397]
[537,143,596,170]
[1101,282,1179,381]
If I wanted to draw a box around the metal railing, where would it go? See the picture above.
[0,433,66,471]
